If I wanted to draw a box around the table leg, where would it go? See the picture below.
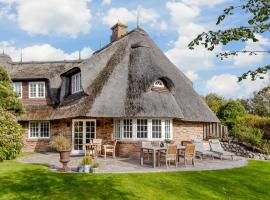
[153,149,156,168]
[140,148,144,166]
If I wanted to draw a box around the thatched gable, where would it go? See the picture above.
[7,28,219,122]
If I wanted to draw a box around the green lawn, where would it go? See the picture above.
[0,160,269,200]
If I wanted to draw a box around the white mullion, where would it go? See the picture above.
[38,122,41,138]
[133,119,137,139]
[161,119,165,140]
[120,119,123,139]
[148,119,152,140]
[170,119,173,140]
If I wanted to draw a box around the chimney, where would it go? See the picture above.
[110,22,128,42]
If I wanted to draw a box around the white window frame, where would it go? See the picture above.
[113,118,173,141]
[28,121,50,139]
[71,72,82,94]
[29,81,45,98]
[13,82,22,99]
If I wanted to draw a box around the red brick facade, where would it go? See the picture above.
[22,118,203,158]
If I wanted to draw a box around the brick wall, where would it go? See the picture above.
[22,118,204,158]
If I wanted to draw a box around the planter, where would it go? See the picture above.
[84,165,91,173]
[58,151,71,172]
[91,167,99,173]
[77,166,84,173]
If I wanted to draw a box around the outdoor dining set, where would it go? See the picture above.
[140,139,235,168]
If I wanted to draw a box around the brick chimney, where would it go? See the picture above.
[110,22,128,42]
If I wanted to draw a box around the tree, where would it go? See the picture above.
[189,0,270,81]
[204,93,227,114]
[217,100,246,129]
[251,86,270,116]
[0,67,24,114]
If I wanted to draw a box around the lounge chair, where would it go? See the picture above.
[209,139,234,160]
[192,139,214,160]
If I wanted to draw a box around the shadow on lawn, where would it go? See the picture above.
[0,166,137,200]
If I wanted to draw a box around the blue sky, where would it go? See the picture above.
[0,0,269,99]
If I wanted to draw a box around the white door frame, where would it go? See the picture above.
[72,119,96,155]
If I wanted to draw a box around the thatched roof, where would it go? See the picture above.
[6,28,219,122]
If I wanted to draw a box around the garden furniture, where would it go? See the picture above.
[181,140,192,146]
[178,144,196,167]
[209,139,234,160]
[192,139,214,160]
[103,140,117,160]
[159,144,178,168]
[92,139,102,156]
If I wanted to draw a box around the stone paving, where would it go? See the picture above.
[17,152,248,173]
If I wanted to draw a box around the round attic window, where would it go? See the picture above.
[153,80,165,88]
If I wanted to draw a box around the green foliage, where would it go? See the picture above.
[217,100,246,129]
[0,108,23,161]
[189,0,270,80]
[0,67,24,114]
[251,86,270,117]
[51,134,71,152]
[92,162,99,168]
[82,156,92,165]
[204,93,226,114]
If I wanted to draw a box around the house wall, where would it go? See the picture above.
[21,118,204,159]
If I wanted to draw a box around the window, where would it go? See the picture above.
[153,80,165,88]
[29,82,45,98]
[123,119,132,138]
[152,119,162,138]
[71,72,82,94]
[114,119,172,140]
[29,121,50,138]
[137,119,148,138]
[13,82,22,98]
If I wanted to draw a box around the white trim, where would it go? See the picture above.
[28,81,45,99]
[13,82,22,99]
[71,72,82,94]
[113,118,173,141]
[28,121,50,139]
[71,119,96,155]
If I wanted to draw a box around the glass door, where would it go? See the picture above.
[72,120,96,154]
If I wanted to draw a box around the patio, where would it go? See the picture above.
[17,153,247,173]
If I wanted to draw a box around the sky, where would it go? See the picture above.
[0,0,269,99]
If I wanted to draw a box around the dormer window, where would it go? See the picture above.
[13,82,22,98]
[71,72,82,94]
[153,80,165,88]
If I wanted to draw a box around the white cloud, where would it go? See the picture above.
[102,6,160,28]
[206,73,270,98]
[185,70,199,81]
[0,0,16,20]
[0,41,93,61]
[182,0,227,8]
[234,34,270,66]
[101,0,111,6]
[17,0,92,38]
[165,1,219,72]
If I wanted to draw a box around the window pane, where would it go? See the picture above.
[40,122,49,137]
[137,119,148,138]
[71,73,82,94]
[123,119,132,138]
[38,83,45,97]
[152,119,161,138]
[165,120,171,139]
[30,83,36,97]
[13,82,22,98]
[114,120,121,139]
[30,122,39,137]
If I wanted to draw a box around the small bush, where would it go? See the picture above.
[0,108,23,161]
[51,134,71,152]
[92,162,99,168]
[82,156,92,165]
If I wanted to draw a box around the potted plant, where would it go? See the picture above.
[51,134,71,172]
[82,156,92,173]
[91,162,100,173]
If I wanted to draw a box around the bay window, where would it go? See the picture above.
[114,119,172,140]
[29,82,45,98]
[29,121,50,138]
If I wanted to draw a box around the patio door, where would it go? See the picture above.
[72,120,96,154]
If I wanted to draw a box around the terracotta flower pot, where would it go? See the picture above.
[58,150,71,172]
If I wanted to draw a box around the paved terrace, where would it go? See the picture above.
[17,153,247,173]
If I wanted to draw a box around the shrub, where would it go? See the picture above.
[0,108,23,161]
[82,156,92,165]
[51,134,71,152]
[92,162,99,168]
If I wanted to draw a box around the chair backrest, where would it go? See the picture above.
[93,139,102,144]
[151,141,160,147]
[167,145,177,155]
[192,139,204,152]
[181,140,192,146]
[184,144,196,157]
[142,141,152,148]
[209,139,223,152]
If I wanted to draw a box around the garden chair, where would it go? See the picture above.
[103,140,117,160]
[142,141,153,161]
[181,140,192,146]
[92,139,102,157]
[178,144,196,167]
[209,139,234,160]
[192,139,214,160]
[159,144,178,168]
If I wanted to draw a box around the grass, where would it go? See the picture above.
[0,160,269,200]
